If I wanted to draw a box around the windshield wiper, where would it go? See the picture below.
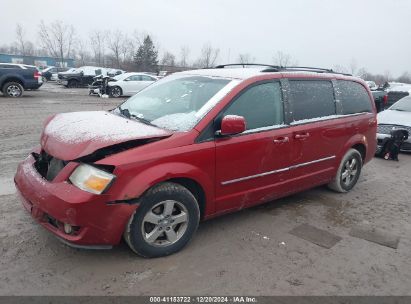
[118,106,155,126]
[392,108,405,111]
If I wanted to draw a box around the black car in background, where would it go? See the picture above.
[0,63,43,97]
[41,66,69,81]
[57,66,123,88]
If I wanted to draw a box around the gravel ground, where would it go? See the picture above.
[0,83,410,296]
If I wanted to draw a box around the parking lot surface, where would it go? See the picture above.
[0,83,410,295]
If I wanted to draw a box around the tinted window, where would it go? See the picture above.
[141,75,155,81]
[131,75,142,81]
[289,80,335,121]
[224,82,283,130]
[338,80,372,114]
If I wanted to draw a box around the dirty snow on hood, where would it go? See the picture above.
[44,111,170,144]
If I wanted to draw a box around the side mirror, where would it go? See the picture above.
[220,115,246,136]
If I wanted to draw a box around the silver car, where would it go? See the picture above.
[377,96,411,151]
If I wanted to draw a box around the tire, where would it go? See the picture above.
[110,86,122,98]
[67,80,79,88]
[2,82,24,97]
[124,182,200,258]
[328,148,363,193]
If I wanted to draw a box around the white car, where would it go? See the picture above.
[377,96,411,152]
[108,72,158,97]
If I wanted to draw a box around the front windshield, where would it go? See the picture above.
[390,97,411,112]
[116,74,237,131]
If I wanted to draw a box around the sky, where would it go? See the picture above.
[1,0,410,76]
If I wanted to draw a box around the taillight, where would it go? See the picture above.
[383,95,388,105]
[34,70,41,79]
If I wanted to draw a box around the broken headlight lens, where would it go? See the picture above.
[69,164,115,194]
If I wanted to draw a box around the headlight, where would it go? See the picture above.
[69,164,115,194]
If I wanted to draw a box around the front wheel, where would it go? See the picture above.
[328,148,362,193]
[110,86,122,98]
[124,182,200,258]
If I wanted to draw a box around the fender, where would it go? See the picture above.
[0,73,25,88]
[116,162,215,215]
[339,133,369,163]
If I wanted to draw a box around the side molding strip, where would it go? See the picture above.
[221,155,336,186]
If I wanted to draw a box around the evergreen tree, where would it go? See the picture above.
[133,35,158,72]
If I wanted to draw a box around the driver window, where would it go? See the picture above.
[224,82,283,130]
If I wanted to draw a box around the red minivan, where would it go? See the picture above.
[14,65,377,257]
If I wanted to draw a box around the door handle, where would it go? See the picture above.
[273,136,289,144]
[294,132,310,139]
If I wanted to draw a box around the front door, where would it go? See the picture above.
[215,81,294,213]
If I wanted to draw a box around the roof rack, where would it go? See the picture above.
[213,63,352,76]
[277,66,351,76]
[214,63,281,70]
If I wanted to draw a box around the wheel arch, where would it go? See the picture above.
[166,177,207,220]
[115,162,214,219]
[1,77,24,89]
[351,143,366,162]
[339,134,370,165]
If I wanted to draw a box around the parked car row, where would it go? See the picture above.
[57,66,125,88]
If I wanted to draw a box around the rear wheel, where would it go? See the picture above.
[124,182,200,258]
[2,82,23,97]
[328,148,362,193]
[67,80,79,88]
[110,86,122,98]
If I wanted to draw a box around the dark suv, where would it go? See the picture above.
[15,64,377,257]
[0,63,43,97]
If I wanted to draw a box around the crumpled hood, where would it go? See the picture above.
[378,110,411,127]
[41,111,172,161]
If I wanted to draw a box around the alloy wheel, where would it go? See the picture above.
[141,200,189,247]
[341,157,358,187]
[112,87,121,97]
[7,85,22,97]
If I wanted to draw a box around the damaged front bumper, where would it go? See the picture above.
[14,153,138,247]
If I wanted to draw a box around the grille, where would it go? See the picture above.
[402,141,411,151]
[377,124,411,135]
[33,151,66,181]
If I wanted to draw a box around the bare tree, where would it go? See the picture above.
[107,30,125,68]
[397,72,411,84]
[196,43,219,68]
[38,20,76,67]
[384,70,392,82]
[75,40,91,66]
[90,30,107,66]
[237,53,254,64]
[349,58,358,75]
[272,51,296,67]
[16,24,28,55]
[179,46,190,67]
[356,67,368,79]
[332,64,348,73]
[161,51,176,67]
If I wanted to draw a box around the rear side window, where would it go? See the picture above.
[337,80,372,114]
[141,75,155,81]
[224,82,283,130]
[289,80,335,122]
